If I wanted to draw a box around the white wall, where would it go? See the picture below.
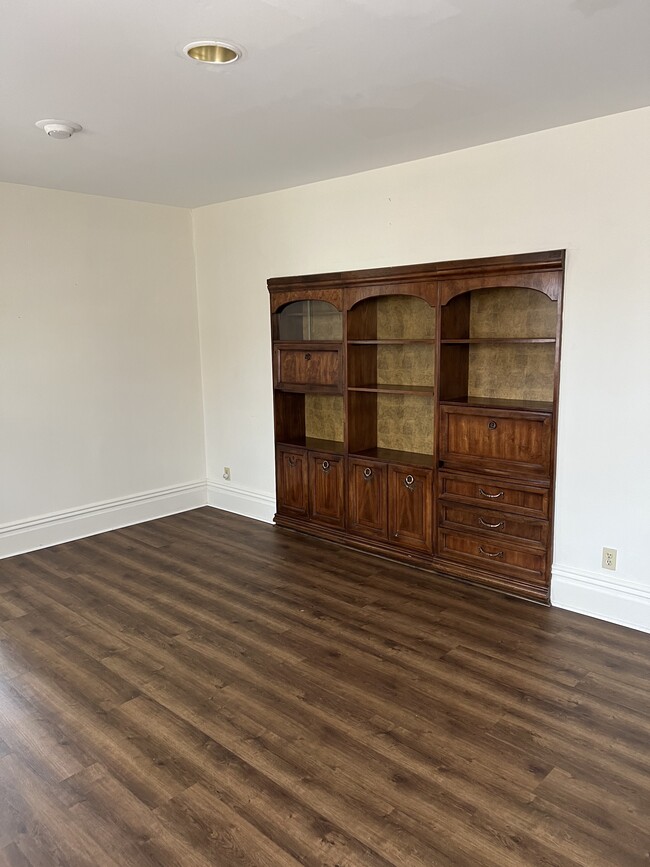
[0,183,206,554]
[193,107,650,632]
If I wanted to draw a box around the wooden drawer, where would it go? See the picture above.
[440,406,552,477]
[438,529,547,585]
[274,344,342,392]
[438,470,549,518]
[439,503,548,548]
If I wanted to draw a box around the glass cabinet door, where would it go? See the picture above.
[277,300,342,341]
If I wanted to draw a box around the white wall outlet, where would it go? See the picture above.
[223,466,231,481]
[602,547,617,570]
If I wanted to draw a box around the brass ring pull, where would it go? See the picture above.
[488,420,497,430]
[479,488,504,499]
[363,467,373,480]
[321,460,330,473]
[404,474,415,491]
[479,546,504,558]
[304,352,312,360]
[479,517,505,529]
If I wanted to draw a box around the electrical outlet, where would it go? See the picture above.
[223,466,231,481]
[602,547,617,570]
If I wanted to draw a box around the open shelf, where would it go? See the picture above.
[441,338,556,345]
[349,384,435,395]
[277,437,345,454]
[349,447,434,469]
[440,396,554,413]
[348,294,436,341]
[349,339,436,345]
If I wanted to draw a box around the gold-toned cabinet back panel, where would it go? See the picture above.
[305,394,344,442]
[377,344,435,387]
[375,295,436,340]
[468,344,555,403]
[377,394,434,455]
[469,287,557,339]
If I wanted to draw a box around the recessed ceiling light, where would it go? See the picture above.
[35,119,82,139]
[183,41,241,65]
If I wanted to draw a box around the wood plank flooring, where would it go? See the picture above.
[0,507,649,866]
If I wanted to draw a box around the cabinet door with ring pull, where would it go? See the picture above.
[308,453,345,528]
[276,447,309,518]
[388,466,433,553]
[347,459,388,540]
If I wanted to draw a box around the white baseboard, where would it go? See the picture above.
[4,485,648,636]
[552,565,650,634]
[0,481,207,560]
[206,480,275,524]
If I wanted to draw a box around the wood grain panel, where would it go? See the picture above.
[387,466,433,553]
[275,447,309,518]
[309,452,345,528]
[274,346,342,392]
[347,459,388,540]
[438,470,550,517]
[438,529,547,584]
[440,407,552,477]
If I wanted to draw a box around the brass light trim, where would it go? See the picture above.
[183,41,241,65]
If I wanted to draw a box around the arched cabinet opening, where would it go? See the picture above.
[439,286,559,410]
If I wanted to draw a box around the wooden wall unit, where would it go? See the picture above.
[269,250,565,603]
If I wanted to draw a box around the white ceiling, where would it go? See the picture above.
[1,0,648,208]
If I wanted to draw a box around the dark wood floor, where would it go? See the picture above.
[0,508,649,866]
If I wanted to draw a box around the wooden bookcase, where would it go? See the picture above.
[268,251,564,602]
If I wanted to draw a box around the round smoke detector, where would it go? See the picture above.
[35,119,83,139]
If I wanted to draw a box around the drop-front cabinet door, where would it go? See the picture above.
[309,453,345,528]
[347,459,388,540]
[276,447,308,518]
[388,466,433,553]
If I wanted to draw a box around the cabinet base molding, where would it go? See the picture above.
[275,514,551,604]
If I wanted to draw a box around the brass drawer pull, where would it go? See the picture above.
[321,460,330,473]
[404,474,415,491]
[488,420,497,430]
[304,352,312,360]
[479,546,504,558]
[479,488,504,499]
[363,467,373,480]
[288,456,297,467]
[479,517,505,530]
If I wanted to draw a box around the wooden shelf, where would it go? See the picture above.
[349,447,435,469]
[274,339,342,345]
[348,339,435,345]
[441,338,556,344]
[349,384,434,395]
[277,437,345,454]
[440,396,553,413]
